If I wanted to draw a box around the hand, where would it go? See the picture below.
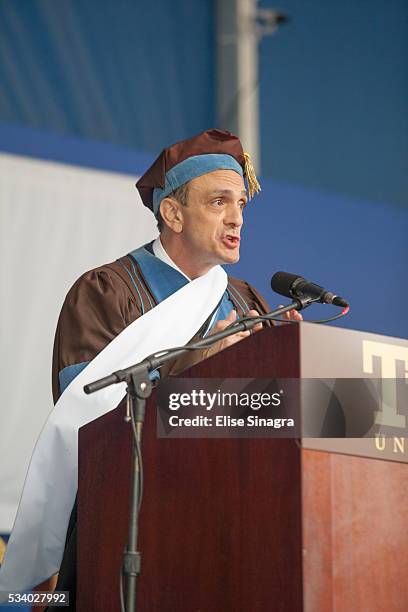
[209,309,263,351]
[278,305,303,323]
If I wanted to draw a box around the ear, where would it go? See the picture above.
[159,198,184,233]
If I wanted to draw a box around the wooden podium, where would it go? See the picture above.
[77,324,408,611]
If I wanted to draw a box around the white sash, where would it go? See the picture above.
[0,265,227,596]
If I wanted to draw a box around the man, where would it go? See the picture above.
[53,129,271,404]
[45,129,275,608]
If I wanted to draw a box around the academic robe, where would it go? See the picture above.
[47,244,271,610]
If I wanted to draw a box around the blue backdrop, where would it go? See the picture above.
[0,0,406,207]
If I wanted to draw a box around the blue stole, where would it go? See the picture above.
[128,242,236,336]
[59,243,239,393]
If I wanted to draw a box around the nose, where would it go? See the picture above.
[224,202,244,228]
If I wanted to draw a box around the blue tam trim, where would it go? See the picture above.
[152,153,243,215]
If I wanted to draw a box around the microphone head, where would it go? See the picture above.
[271,271,304,298]
[272,271,349,308]
[332,295,349,308]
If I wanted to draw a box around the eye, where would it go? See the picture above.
[211,199,224,207]
[239,200,247,210]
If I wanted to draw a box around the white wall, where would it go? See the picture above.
[0,153,157,531]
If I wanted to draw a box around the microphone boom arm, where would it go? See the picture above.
[84,296,315,395]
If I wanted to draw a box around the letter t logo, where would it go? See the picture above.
[363,340,408,428]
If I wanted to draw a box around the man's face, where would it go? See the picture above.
[177,169,247,268]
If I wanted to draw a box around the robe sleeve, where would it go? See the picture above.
[228,277,271,316]
[52,265,141,402]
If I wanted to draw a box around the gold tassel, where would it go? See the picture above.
[243,151,261,199]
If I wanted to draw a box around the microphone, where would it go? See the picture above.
[271,272,349,307]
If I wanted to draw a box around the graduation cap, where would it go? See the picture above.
[136,128,261,216]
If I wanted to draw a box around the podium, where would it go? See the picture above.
[77,323,408,611]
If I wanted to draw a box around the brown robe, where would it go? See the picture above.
[52,255,271,402]
[48,253,271,610]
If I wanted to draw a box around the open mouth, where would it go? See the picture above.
[221,235,240,249]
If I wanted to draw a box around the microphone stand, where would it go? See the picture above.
[121,368,152,612]
[84,297,314,612]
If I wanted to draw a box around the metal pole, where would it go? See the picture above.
[122,374,151,612]
[216,0,260,172]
